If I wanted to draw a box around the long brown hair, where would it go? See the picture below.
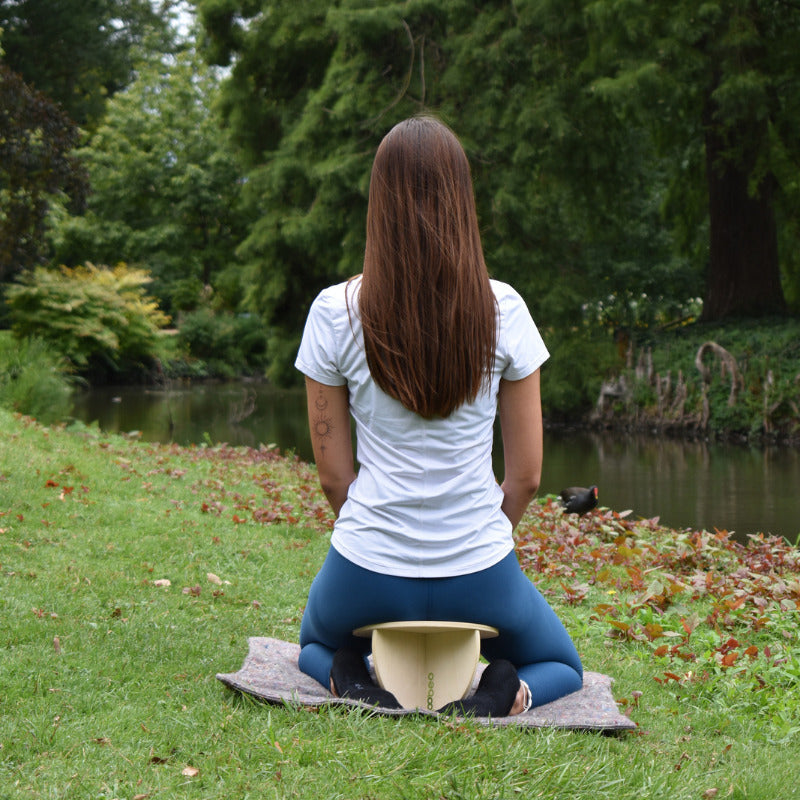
[358,116,497,418]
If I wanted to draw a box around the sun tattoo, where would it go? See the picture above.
[314,416,333,438]
[312,412,334,455]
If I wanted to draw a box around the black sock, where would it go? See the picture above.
[330,647,402,709]
[437,659,519,717]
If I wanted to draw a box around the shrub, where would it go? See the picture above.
[5,263,170,380]
[0,333,73,423]
[176,309,268,378]
[542,328,619,418]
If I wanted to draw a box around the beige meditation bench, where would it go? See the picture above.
[353,621,499,710]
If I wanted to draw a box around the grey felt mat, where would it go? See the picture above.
[217,637,636,731]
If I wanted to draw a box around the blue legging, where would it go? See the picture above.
[298,547,583,708]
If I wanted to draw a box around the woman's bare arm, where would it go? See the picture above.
[304,377,356,517]
[497,370,543,530]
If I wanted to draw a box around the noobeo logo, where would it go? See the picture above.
[426,672,435,710]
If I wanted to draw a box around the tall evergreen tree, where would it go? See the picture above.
[582,0,798,319]
[197,0,692,381]
[199,0,800,380]
[0,0,171,128]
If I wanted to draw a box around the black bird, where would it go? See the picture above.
[559,485,599,515]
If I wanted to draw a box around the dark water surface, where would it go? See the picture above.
[71,383,800,542]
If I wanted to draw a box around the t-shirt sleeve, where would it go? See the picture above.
[498,286,550,381]
[294,290,347,386]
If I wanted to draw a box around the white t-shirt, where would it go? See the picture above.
[295,276,549,578]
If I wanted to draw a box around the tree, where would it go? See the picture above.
[583,0,798,320]
[0,0,174,128]
[197,0,691,382]
[0,64,88,283]
[49,47,249,314]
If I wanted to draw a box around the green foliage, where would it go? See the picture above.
[176,309,268,378]
[0,0,172,128]
[0,332,73,422]
[197,0,695,381]
[614,318,800,439]
[5,263,170,380]
[0,65,88,282]
[584,292,704,332]
[48,47,249,315]
[583,0,799,318]
[542,327,618,418]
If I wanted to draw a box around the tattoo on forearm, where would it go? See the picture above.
[312,391,333,456]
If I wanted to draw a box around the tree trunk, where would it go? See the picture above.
[701,109,785,320]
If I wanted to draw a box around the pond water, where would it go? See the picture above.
[71,382,800,542]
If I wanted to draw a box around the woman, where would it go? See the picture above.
[294,116,582,716]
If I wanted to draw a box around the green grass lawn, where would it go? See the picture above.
[2,409,800,799]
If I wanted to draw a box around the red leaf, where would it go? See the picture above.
[717,637,739,654]
[644,623,664,641]
[721,651,738,667]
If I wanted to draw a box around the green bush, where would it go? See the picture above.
[176,309,268,378]
[615,317,800,439]
[542,328,619,418]
[0,333,73,423]
[5,263,170,380]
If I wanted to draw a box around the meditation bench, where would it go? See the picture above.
[353,621,499,710]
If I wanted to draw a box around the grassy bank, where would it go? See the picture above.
[592,317,800,442]
[2,410,800,799]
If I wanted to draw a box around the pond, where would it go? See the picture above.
[71,382,800,543]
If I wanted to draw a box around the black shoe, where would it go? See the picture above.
[437,659,519,717]
[330,647,402,709]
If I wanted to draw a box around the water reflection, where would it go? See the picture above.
[71,383,800,542]
[73,383,311,455]
[538,430,800,541]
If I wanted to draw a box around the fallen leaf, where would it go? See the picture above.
[182,586,201,596]
[720,651,738,667]
[182,766,200,777]
[153,579,171,588]
[207,572,222,585]
[53,636,61,654]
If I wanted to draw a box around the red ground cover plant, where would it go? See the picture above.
[516,498,800,704]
